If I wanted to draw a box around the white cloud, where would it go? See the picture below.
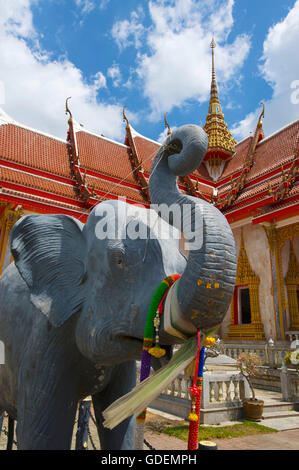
[232,0,299,140]
[92,71,107,89]
[1,0,36,38]
[75,0,95,15]
[99,0,110,10]
[231,111,257,140]
[0,0,126,140]
[114,0,250,119]
[111,7,145,51]
[107,65,122,87]
[157,125,178,143]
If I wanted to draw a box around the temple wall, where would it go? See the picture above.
[222,223,275,340]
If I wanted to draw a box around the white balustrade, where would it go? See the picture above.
[223,342,291,368]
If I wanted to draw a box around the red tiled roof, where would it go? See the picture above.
[0,166,76,199]
[0,124,70,177]
[133,136,160,174]
[247,120,299,181]
[219,120,299,183]
[220,137,252,180]
[85,173,146,204]
[76,131,135,183]
[0,118,298,220]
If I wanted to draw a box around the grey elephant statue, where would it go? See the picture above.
[0,124,236,450]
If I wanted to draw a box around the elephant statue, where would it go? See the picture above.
[0,124,236,450]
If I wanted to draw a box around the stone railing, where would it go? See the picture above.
[146,369,250,424]
[222,342,291,368]
[201,371,249,410]
[280,367,299,403]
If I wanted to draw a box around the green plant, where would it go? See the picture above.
[162,421,277,441]
[236,352,263,400]
[284,350,299,367]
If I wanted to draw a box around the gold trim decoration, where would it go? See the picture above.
[285,241,299,330]
[226,230,265,341]
[263,222,299,340]
[0,204,23,276]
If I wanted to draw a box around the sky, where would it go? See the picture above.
[0,0,299,145]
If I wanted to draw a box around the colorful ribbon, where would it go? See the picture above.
[134,275,181,450]
[188,332,206,450]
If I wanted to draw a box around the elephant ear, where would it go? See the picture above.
[10,214,87,327]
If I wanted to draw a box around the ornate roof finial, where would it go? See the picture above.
[210,38,216,76]
[164,112,172,135]
[123,106,130,129]
[258,102,265,128]
[65,97,73,124]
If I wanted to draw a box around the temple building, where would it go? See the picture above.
[0,41,298,344]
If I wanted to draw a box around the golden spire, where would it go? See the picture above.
[208,38,220,113]
[203,38,237,180]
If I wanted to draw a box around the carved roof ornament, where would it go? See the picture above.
[258,102,265,128]
[65,96,73,123]
[203,38,237,182]
[123,107,150,202]
[164,113,172,136]
[268,130,299,201]
[123,106,130,131]
[65,97,93,205]
[212,103,265,210]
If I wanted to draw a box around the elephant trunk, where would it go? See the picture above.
[149,125,236,333]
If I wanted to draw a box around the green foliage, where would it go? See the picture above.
[284,350,299,366]
[162,421,277,441]
[284,352,293,366]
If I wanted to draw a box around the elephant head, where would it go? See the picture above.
[149,124,237,335]
[9,124,236,367]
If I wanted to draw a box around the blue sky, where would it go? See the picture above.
[0,0,299,144]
